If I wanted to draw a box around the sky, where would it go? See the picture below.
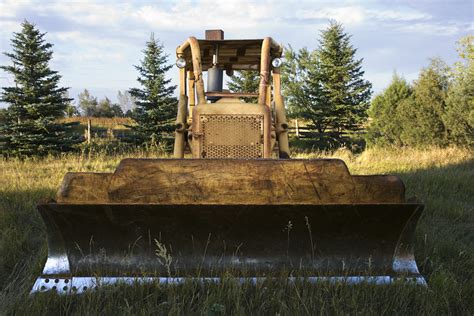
[0,0,472,107]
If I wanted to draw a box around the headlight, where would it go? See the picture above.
[176,57,186,68]
[272,58,283,68]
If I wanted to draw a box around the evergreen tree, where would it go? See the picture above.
[0,21,79,156]
[286,22,372,147]
[128,34,177,146]
[443,35,473,146]
[227,70,259,102]
[366,74,413,146]
[311,22,372,136]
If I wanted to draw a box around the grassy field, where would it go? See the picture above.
[0,147,473,314]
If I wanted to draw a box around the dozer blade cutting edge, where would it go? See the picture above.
[32,159,426,294]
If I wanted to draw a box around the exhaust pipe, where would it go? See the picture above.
[206,30,224,102]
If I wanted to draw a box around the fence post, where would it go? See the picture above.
[295,119,300,138]
[87,119,91,144]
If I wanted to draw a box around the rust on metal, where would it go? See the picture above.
[205,29,224,40]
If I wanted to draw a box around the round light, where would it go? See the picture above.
[176,57,186,68]
[272,58,283,68]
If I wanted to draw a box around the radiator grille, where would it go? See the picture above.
[200,114,264,158]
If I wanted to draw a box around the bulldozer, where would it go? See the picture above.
[32,30,425,294]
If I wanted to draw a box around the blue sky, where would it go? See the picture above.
[1,0,472,107]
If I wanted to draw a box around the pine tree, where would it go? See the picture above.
[128,34,177,146]
[300,22,372,145]
[366,74,413,146]
[0,21,79,156]
[227,70,260,102]
[284,22,372,148]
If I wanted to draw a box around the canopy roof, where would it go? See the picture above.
[178,39,283,71]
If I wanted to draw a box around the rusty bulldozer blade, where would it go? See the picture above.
[32,159,426,294]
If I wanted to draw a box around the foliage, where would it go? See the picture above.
[77,89,122,118]
[398,58,450,146]
[0,21,80,156]
[366,74,413,146]
[77,89,98,116]
[128,34,177,147]
[281,46,313,118]
[443,35,474,146]
[312,22,372,134]
[282,22,372,149]
[96,97,123,118]
[227,70,260,103]
[368,36,473,148]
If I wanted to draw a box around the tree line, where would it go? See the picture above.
[367,37,472,147]
[1,21,472,157]
[229,23,472,149]
[0,22,176,155]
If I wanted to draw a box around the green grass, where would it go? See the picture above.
[0,147,473,315]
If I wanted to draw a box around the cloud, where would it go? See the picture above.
[34,2,126,27]
[293,5,431,26]
[399,22,463,36]
[366,8,431,22]
[132,1,276,31]
[1,0,471,103]
[0,0,32,18]
[297,6,366,25]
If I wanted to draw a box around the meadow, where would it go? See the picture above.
[0,146,472,315]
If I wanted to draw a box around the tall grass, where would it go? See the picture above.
[0,147,473,314]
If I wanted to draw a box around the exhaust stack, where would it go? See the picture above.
[206,30,224,102]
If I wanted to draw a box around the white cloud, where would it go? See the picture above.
[297,6,366,25]
[399,23,462,36]
[133,1,276,31]
[294,5,431,26]
[366,8,431,22]
[35,2,127,27]
[1,0,470,102]
[0,0,32,18]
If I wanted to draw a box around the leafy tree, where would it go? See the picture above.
[96,97,123,117]
[128,34,177,146]
[117,90,135,115]
[366,74,413,146]
[78,89,98,116]
[227,70,259,102]
[77,90,123,117]
[443,35,473,146]
[399,58,450,146]
[0,21,80,156]
[281,46,313,118]
[63,91,79,117]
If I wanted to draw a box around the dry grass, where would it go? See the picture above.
[0,146,473,315]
